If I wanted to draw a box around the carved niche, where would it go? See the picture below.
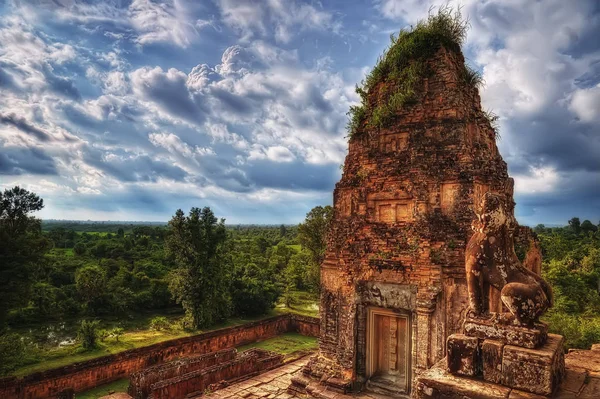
[440,182,461,212]
[380,132,409,152]
[368,192,414,223]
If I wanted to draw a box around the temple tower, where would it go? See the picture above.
[297,13,517,397]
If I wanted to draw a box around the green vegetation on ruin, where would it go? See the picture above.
[76,378,129,399]
[347,7,500,140]
[237,332,318,356]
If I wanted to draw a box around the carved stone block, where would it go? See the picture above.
[446,334,480,377]
[482,340,504,384]
[502,334,565,396]
[463,316,548,349]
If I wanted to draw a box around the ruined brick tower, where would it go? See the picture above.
[297,13,517,397]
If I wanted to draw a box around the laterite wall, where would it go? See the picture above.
[0,314,319,399]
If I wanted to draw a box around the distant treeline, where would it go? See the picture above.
[536,218,600,349]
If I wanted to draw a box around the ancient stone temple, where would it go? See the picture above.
[292,13,548,398]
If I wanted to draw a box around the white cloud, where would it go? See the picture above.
[570,84,600,123]
[128,0,199,48]
[513,166,559,194]
[266,145,295,162]
[216,0,337,43]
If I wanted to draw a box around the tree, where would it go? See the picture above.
[0,187,50,327]
[569,217,581,234]
[279,224,287,237]
[581,220,598,234]
[166,207,231,328]
[77,320,100,350]
[75,265,107,312]
[298,205,333,266]
[231,262,280,316]
[74,242,86,256]
[117,228,125,238]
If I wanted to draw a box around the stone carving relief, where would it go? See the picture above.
[322,290,339,345]
[440,182,461,212]
[380,132,409,152]
[465,192,553,325]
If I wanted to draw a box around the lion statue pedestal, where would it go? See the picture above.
[415,193,565,398]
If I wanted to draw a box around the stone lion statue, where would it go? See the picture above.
[465,192,553,326]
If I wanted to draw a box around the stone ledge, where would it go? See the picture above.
[463,316,547,349]
[415,360,511,399]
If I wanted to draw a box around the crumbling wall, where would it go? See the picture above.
[0,314,318,399]
[147,349,283,399]
[128,348,237,399]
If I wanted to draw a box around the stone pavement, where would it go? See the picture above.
[199,357,394,399]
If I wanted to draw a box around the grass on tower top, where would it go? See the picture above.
[347,6,475,140]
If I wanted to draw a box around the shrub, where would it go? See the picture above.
[0,333,28,376]
[77,320,100,350]
[149,316,171,331]
[98,329,110,342]
[110,327,124,342]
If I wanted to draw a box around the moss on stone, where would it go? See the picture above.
[347,7,474,139]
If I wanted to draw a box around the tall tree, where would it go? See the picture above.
[298,205,333,266]
[297,205,333,292]
[0,187,50,327]
[166,207,231,328]
[569,217,581,234]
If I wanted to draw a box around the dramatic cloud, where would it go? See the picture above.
[0,0,598,224]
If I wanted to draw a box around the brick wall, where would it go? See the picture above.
[0,314,318,399]
[147,349,283,399]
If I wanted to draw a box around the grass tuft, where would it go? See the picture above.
[483,109,500,141]
[460,64,484,89]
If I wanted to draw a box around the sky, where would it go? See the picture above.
[0,0,598,226]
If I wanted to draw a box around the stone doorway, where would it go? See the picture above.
[366,307,411,395]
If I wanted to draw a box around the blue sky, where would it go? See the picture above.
[0,0,598,226]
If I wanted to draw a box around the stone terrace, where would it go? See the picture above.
[99,346,600,399]
[199,358,397,399]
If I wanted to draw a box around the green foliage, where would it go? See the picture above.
[538,221,600,348]
[460,64,484,88]
[298,206,333,267]
[544,312,600,350]
[77,320,100,350]
[166,207,232,328]
[149,316,171,331]
[75,264,107,313]
[110,327,124,342]
[0,333,30,376]
[482,109,500,140]
[347,7,468,139]
[231,262,280,316]
[0,186,50,327]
